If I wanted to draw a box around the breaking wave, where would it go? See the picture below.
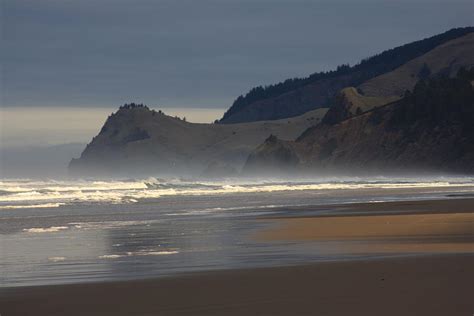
[99,250,179,259]
[48,257,66,262]
[22,220,162,234]
[23,226,69,233]
[1,176,473,209]
[0,203,66,209]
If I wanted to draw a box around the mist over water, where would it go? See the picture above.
[0,106,227,178]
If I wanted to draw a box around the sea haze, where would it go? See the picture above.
[0,106,225,178]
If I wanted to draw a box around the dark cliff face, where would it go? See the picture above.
[244,70,474,174]
[220,27,474,124]
[243,135,300,174]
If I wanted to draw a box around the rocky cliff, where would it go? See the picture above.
[69,104,327,177]
[244,69,474,174]
[71,28,474,177]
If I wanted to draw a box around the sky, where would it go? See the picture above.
[0,107,225,147]
[2,0,473,110]
[0,0,473,153]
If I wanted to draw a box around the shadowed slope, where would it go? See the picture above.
[322,32,474,124]
[220,27,474,124]
[244,69,474,174]
[69,106,328,177]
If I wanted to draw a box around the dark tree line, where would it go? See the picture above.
[119,103,149,110]
[390,67,474,129]
[220,27,473,122]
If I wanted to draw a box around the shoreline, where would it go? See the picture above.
[2,197,473,315]
[261,197,474,218]
[1,254,472,315]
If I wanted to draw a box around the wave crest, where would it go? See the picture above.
[2,177,473,210]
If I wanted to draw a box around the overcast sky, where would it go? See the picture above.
[2,0,473,110]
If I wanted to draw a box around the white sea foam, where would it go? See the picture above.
[69,219,161,230]
[48,257,66,262]
[1,177,473,210]
[140,250,179,256]
[99,254,125,259]
[23,226,69,233]
[0,203,65,209]
[165,204,287,216]
[99,250,179,259]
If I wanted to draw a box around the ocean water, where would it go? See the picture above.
[1,176,473,287]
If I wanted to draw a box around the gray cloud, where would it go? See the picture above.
[2,0,473,109]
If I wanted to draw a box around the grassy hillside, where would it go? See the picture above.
[244,68,474,174]
[359,33,474,97]
[321,33,474,125]
[69,104,328,177]
[322,87,399,125]
[220,27,473,124]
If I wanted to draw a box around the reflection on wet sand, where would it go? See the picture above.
[257,199,474,254]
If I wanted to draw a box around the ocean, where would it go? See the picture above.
[1,176,473,287]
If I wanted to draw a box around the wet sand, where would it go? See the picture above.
[259,212,474,241]
[258,198,474,254]
[0,255,472,316]
[265,197,474,218]
[1,198,473,315]
[257,212,474,253]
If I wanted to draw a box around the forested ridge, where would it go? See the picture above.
[220,27,474,122]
